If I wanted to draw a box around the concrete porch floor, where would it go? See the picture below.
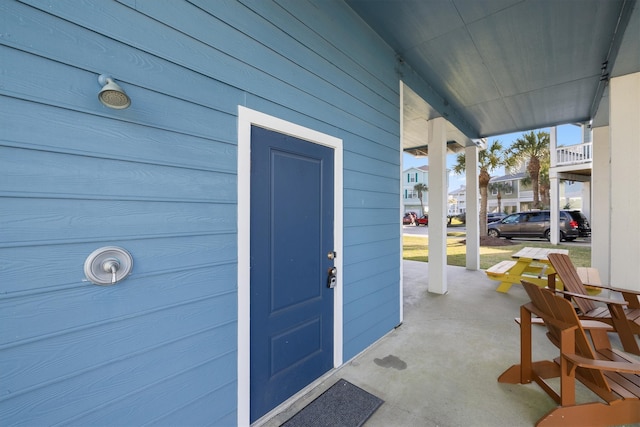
[259,260,632,427]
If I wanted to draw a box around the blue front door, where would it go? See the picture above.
[250,126,334,422]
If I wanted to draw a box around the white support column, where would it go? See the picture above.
[609,73,640,291]
[592,125,611,284]
[549,127,559,245]
[549,175,560,244]
[550,126,558,168]
[428,118,448,294]
[465,145,479,270]
[399,81,405,323]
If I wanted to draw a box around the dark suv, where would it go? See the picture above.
[487,210,590,241]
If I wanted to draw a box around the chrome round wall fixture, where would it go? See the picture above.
[98,74,131,109]
[84,246,133,286]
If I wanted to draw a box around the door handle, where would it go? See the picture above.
[327,267,337,289]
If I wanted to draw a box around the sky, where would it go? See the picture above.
[402,124,584,191]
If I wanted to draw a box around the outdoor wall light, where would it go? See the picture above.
[98,74,131,109]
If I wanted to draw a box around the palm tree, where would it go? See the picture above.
[413,183,428,216]
[505,131,550,209]
[538,153,551,208]
[452,140,505,236]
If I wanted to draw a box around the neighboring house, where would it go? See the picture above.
[403,165,429,214]
[550,125,593,222]
[487,126,592,216]
[448,174,524,216]
[402,165,449,215]
[488,174,518,213]
[487,173,525,213]
[448,185,466,215]
[450,172,584,217]
[487,173,584,214]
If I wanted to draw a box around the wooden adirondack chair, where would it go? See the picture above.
[546,253,640,356]
[499,280,640,427]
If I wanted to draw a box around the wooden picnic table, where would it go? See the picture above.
[486,247,569,293]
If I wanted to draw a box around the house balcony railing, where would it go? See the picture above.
[555,142,592,166]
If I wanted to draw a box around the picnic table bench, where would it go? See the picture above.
[485,247,569,293]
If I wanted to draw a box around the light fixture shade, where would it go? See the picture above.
[98,74,131,109]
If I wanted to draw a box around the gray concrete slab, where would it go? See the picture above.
[258,261,627,427]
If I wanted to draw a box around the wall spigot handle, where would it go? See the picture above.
[84,247,133,286]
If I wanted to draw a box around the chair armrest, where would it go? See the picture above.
[514,317,613,331]
[563,353,640,374]
[555,289,629,306]
[585,282,640,296]
[581,283,640,308]
[577,320,614,331]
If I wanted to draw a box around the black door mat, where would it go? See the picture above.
[281,379,384,427]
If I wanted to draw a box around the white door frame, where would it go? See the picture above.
[237,106,343,426]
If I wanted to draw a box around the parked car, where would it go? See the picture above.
[403,212,417,225]
[416,215,428,226]
[487,212,506,223]
[487,210,591,241]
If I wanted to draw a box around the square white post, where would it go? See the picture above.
[591,125,611,283]
[428,118,448,294]
[465,144,480,270]
[549,127,559,245]
[609,73,640,290]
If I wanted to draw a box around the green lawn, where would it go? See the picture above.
[403,235,591,269]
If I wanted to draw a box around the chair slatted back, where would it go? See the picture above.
[547,253,597,314]
[521,280,609,389]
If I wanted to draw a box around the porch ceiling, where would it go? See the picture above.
[347,0,640,150]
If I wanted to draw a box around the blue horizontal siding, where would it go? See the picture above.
[148,381,237,427]
[0,264,237,346]
[343,207,399,228]
[344,224,399,246]
[2,329,237,425]
[142,0,398,129]
[278,0,400,94]
[0,46,243,143]
[1,0,402,423]
[2,2,245,115]
[0,99,236,174]
[0,146,236,202]
[69,359,237,426]
[2,303,236,403]
[238,0,399,115]
[1,236,236,295]
[344,277,399,321]
[11,0,399,148]
[1,198,236,246]
[344,239,399,266]
[344,309,400,361]
[344,189,400,209]
[343,257,400,285]
[344,151,401,178]
[344,169,400,194]
[343,278,400,361]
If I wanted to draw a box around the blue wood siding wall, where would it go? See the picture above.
[0,0,400,424]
